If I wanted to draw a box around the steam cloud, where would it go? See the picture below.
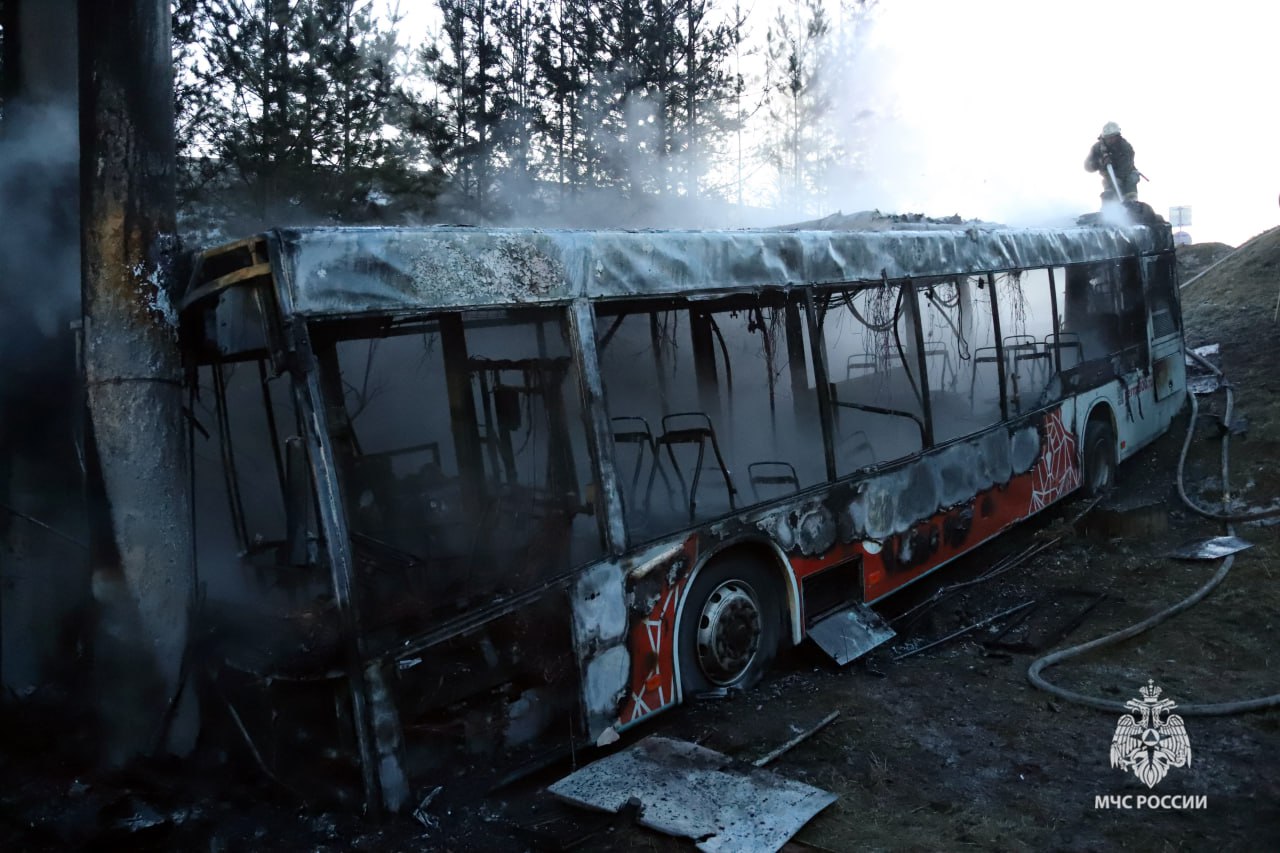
[0,100,84,689]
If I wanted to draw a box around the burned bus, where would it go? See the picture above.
[179,217,1185,811]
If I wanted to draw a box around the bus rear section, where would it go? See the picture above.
[179,220,1183,811]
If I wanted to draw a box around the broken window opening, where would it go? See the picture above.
[310,309,606,648]
[992,270,1062,416]
[916,275,1001,443]
[817,266,1088,452]
[1063,257,1148,372]
[194,358,317,570]
[1143,254,1182,341]
[191,355,340,711]
[596,293,826,542]
[818,282,929,476]
[393,595,580,777]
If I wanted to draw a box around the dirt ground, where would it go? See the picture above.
[3,229,1279,852]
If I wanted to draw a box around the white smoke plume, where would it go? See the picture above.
[0,100,85,690]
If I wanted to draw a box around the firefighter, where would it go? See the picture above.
[1085,121,1140,203]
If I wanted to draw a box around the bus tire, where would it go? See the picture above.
[1081,419,1116,497]
[677,555,783,697]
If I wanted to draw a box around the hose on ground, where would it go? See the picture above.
[1027,352,1280,715]
[1176,350,1280,522]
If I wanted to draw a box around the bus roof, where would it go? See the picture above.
[189,221,1174,320]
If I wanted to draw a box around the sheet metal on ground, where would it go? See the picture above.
[807,603,896,665]
[548,736,836,852]
[1171,536,1253,560]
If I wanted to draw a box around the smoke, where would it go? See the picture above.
[0,100,86,690]
[0,99,82,465]
[421,0,1090,232]
[170,1,1083,235]
[744,2,1089,229]
[0,101,81,477]
[0,101,79,354]
[343,0,1280,241]
[813,0,1280,243]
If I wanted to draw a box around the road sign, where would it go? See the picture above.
[1169,206,1192,227]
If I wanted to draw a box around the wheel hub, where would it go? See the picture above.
[695,580,762,686]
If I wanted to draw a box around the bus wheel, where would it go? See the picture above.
[1082,420,1116,497]
[678,557,782,695]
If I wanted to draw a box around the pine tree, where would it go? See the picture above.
[672,0,740,200]
[821,0,875,199]
[762,0,832,211]
[519,0,739,206]
[528,0,601,202]
[596,0,663,196]
[761,0,874,213]
[494,0,542,203]
[726,0,761,207]
[173,0,435,227]
[421,0,512,217]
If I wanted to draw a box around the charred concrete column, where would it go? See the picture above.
[78,0,196,761]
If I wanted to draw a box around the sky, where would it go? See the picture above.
[396,0,1279,246]
[845,0,1280,246]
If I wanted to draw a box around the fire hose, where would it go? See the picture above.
[1028,350,1280,714]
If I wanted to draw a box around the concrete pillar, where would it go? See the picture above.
[78,0,196,762]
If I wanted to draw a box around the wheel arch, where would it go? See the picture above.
[1081,399,1118,462]
[671,536,802,703]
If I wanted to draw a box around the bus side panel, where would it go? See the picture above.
[608,404,1082,732]
[1081,369,1184,466]
[859,405,1079,601]
[571,560,635,743]
[609,539,698,733]
[1131,349,1186,460]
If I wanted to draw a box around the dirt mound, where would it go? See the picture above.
[1176,239,1234,282]
[1181,225,1280,340]
[1181,222,1280,456]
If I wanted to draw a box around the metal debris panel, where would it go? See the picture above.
[1171,536,1253,560]
[1185,343,1222,395]
[265,222,1174,318]
[808,603,896,665]
[548,736,836,853]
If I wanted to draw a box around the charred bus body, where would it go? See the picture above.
[180,219,1185,810]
